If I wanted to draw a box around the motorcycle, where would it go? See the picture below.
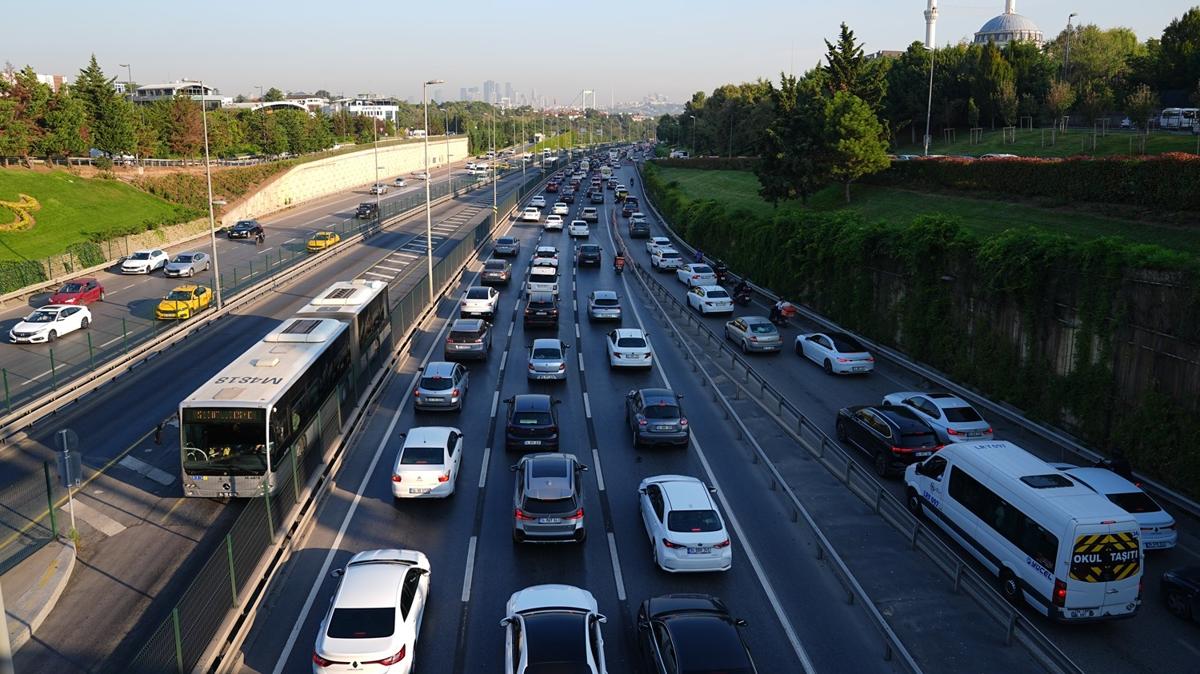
[733,288,752,306]
[614,258,626,275]
[714,263,729,285]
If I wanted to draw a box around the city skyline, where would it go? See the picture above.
[2,1,1190,105]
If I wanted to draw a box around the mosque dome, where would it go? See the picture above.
[973,2,1043,47]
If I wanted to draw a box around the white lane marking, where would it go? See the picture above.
[271,288,459,674]
[461,536,478,602]
[363,271,392,279]
[1177,541,1200,560]
[283,238,297,244]
[392,252,418,259]
[572,300,577,313]
[610,224,818,674]
[577,353,585,372]
[257,247,273,255]
[490,391,499,418]
[374,265,404,273]
[498,351,508,371]
[575,324,580,339]
[606,533,627,602]
[582,392,592,419]
[590,448,606,492]
[1178,637,1200,658]
[478,447,491,489]
[507,323,514,338]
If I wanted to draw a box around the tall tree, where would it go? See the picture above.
[822,23,886,111]
[263,87,285,102]
[824,91,889,203]
[39,90,88,157]
[1152,8,1200,89]
[0,100,35,159]
[94,97,137,156]
[1044,80,1076,129]
[975,40,1015,128]
[73,55,114,127]
[756,73,830,204]
[994,80,1019,127]
[165,97,202,156]
[884,42,934,142]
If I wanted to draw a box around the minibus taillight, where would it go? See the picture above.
[1052,579,1068,607]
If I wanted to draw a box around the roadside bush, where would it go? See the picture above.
[0,260,47,294]
[134,161,297,213]
[94,156,113,171]
[66,241,105,268]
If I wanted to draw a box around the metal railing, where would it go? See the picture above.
[0,462,61,574]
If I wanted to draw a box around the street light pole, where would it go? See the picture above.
[444,110,452,192]
[689,115,697,156]
[423,79,444,300]
[923,43,936,156]
[491,107,497,223]
[372,119,381,216]
[200,81,223,310]
[1064,13,1078,76]
[119,63,133,101]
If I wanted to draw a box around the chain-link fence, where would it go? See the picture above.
[0,462,62,574]
[124,163,553,673]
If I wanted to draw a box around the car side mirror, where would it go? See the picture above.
[330,568,344,578]
[499,618,511,627]
[637,619,649,630]
[396,432,406,439]
[595,614,608,624]
[676,393,684,399]
[509,464,519,472]
[578,464,589,472]
[638,488,647,495]
[503,396,514,404]
[627,390,636,398]
[553,399,562,405]
[707,484,717,494]
[734,618,748,627]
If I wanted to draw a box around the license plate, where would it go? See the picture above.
[852,366,867,372]
[686,547,710,555]
[536,374,557,380]
[535,311,547,315]
[914,451,932,458]
[1067,609,1096,619]
[453,344,469,350]
[966,432,982,437]
[538,517,561,524]
[425,397,443,402]
[654,425,673,431]
[524,440,542,446]
[1144,540,1170,549]
[409,488,431,495]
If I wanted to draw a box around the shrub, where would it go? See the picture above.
[0,260,47,294]
[94,156,113,171]
[66,241,106,268]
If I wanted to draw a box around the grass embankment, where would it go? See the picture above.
[893,127,1200,159]
[652,167,1200,256]
[0,170,192,262]
[532,131,578,152]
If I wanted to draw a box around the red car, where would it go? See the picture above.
[546,181,559,193]
[49,277,104,305]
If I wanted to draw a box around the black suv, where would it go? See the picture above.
[637,595,758,674]
[576,244,602,266]
[523,292,559,328]
[622,197,640,218]
[589,190,605,204]
[504,394,561,451]
[835,404,941,478]
[356,202,379,219]
[629,219,650,238]
[227,220,263,239]
[560,191,575,204]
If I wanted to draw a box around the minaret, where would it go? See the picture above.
[924,0,938,49]
[1006,0,1016,13]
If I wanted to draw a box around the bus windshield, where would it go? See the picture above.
[181,408,268,476]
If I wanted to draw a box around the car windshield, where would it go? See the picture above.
[831,334,866,353]
[661,252,680,259]
[644,404,678,420]
[466,288,490,300]
[581,246,599,253]
[326,607,395,639]
[748,323,776,334]
[513,411,552,426]
[1106,491,1161,513]
[60,283,85,293]
[667,509,722,533]
[25,311,57,323]
[401,446,444,465]
[166,290,193,301]
[532,348,561,360]
[497,238,516,245]
[942,406,983,423]
[130,252,150,260]
[172,255,194,263]
[315,233,331,240]
[521,496,579,515]
[420,376,453,391]
[181,408,267,476]
[617,337,646,348]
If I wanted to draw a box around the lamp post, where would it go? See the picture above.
[423,79,444,300]
[491,107,497,224]
[1064,13,1078,76]
[689,114,697,155]
[119,63,133,101]
[923,42,936,156]
[200,81,223,310]
[444,110,452,192]
[372,118,382,216]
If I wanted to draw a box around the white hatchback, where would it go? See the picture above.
[544,215,564,230]
[646,236,671,255]
[530,195,547,208]
[606,328,653,369]
[552,202,570,216]
[391,427,463,499]
[460,285,499,318]
[568,220,589,237]
[639,475,732,573]
[676,263,716,287]
[650,248,683,271]
[121,249,169,274]
[520,207,541,222]
[685,286,733,315]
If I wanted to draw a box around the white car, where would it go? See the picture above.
[606,328,653,369]
[370,183,389,195]
[532,246,559,266]
[9,305,92,344]
[568,220,589,237]
[530,195,547,208]
[527,261,560,296]
[391,427,463,499]
[639,475,732,573]
[544,215,564,230]
[645,236,671,255]
[312,549,430,674]
[882,391,993,443]
[120,249,169,274]
[650,247,683,271]
[685,286,734,314]
[552,202,570,216]
[795,331,875,375]
[1051,465,1177,550]
[520,207,541,222]
[502,585,608,674]
[413,171,430,180]
[676,263,717,287]
[394,177,408,187]
[460,285,499,318]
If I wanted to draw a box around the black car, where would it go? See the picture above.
[1162,566,1200,621]
[560,191,576,204]
[227,219,263,239]
[504,394,561,451]
[481,259,511,285]
[443,318,492,361]
[835,404,941,478]
[576,244,602,266]
[356,202,379,219]
[626,388,689,448]
[638,594,758,674]
[622,198,640,217]
[629,219,650,238]
[523,292,559,328]
[589,190,605,204]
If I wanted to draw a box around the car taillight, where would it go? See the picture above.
[515,509,536,521]
[985,427,993,434]
[438,472,451,483]
[549,308,558,315]
[714,538,731,549]
[837,357,851,363]
[679,418,688,427]
[946,427,960,436]
[391,474,403,482]
[662,538,685,549]
[890,446,914,454]
[692,274,700,279]
[867,356,875,362]
[749,336,758,342]
[370,644,406,665]
[565,508,584,520]
[638,418,648,426]
[412,389,420,397]
[312,652,334,667]
[557,363,565,371]
[1053,579,1067,607]
[451,388,460,397]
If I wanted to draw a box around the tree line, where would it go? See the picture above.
[0,56,649,162]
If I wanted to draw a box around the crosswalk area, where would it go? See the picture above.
[360,205,486,281]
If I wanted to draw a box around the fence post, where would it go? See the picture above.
[225,533,238,607]
[49,348,57,389]
[122,317,129,355]
[263,482,275,541]
[172,606,184,673]
[2,368,10,414]
[87,332,95,370]
[44,461,58,537]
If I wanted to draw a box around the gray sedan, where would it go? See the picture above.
[527,338,569,381]
[163,252,210,278]
[586,290,622,321]
[724,316,782,353]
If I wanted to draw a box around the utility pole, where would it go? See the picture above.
[1064,13,1078,76]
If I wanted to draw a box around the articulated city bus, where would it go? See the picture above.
[179,280,391,498]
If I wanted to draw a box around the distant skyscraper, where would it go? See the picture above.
[484,80,497,104]
[505,82,514,102]
[460,87,468,101]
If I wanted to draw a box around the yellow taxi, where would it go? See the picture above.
[307,231,341,252]
[156,284,213,320]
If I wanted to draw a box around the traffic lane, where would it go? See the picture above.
[616,165,1200,671]
[579,214,890,673]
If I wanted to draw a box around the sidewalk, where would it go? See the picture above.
[1,539,74,653]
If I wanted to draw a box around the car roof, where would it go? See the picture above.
[509,584,597,615]
[1061,467,1140,494]
[645,594,728,620]
[638,388,677,406]
[536,245,558,253]
[739,315,771,325]
[870,405,930,434]
[521,455,578,499]
[591,290,617,300]
[403,426,457,448]
[422,361,458,378]
[531,338,563,350]
[451,318,485,331]
[663,615,751,671]
[33,305,70,312]
[513,394,552,411]
[612,328,645,338]
[644,475,712,511]
[521,612,590,667]
[336,558,409,608]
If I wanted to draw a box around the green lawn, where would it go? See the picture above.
[532,131,577,152]
[892,127,1200,159]
[653,167,1200,255]
[0,170,186,262]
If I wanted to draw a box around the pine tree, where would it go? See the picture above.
[39,90,88,157]
[822,23,886,111]
[824,91,889,204]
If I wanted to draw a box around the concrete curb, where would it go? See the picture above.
[3,539,75,653]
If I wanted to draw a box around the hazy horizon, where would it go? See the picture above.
[4,0,1192,105]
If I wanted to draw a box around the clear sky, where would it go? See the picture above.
[3,0,1191,104]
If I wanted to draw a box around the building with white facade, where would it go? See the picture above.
[325,97,400,123]
[133,81,230,109]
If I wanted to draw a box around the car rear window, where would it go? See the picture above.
[694,265,713,274]
[420,376,453,391]
[617,337,646,348]
[485,260,506,270]
[667,509,722,533]
[522,496,578,514]
[449,329,482,342]
[466,288,490,299]
[900,431,937,448]
[497,238,516,245]
[748,323,775,334]
[594,298,619,307]
[532,347,561,359]
[327,607,395,639]
[942,406,983,423]
[513,411,552,426]
[831,335,866,353]
[174,254,194,262]
[644,404,678,420]
[60,283,84,293]
[1106,491,1161,513]
[401,446,443,465]
[661,251,680,259]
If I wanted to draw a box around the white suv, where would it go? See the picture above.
[521,207,541,222]
[606,328,653,369]
[651,247,683,271]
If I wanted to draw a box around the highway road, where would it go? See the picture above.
[610,160,1200,674]
[4,158,538,674]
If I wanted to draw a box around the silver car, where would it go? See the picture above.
[444,318,492,361]
[164,252,211,278]
[587,290,622,322]
[881,391,992,443]
[494,236,521,257]
[724,316,781,353]
[527,338,569,381]
[413,361,469,411]
[511,453,588,543]
[481,259,511,285]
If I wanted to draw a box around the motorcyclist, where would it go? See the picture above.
[769,299,786,323]
[734,279,750,298]
[614,252,626,272]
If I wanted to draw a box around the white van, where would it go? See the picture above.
[905,441,1141,621]
[526,262,559,296]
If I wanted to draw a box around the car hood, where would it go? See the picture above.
[122,258,150,267]
[11,320,52,332]
[164,263,192,270]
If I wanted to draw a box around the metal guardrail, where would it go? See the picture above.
[630,162,1200,523]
